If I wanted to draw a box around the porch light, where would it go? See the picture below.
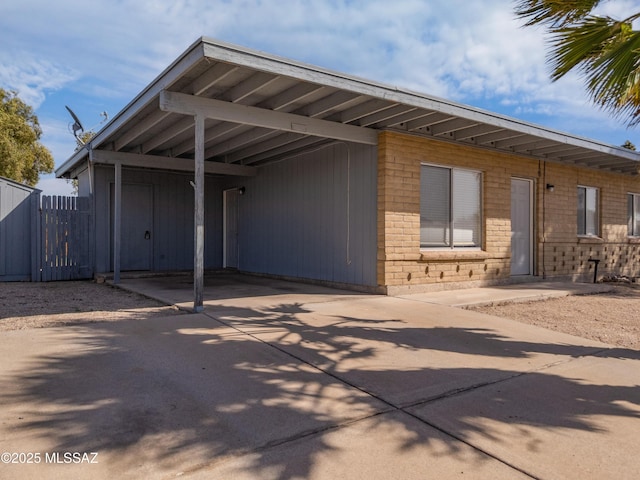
[546,183,555,192]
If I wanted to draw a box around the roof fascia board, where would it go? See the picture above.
[199,38,639,162]
[91,150,257,176]
[159,90,378,145]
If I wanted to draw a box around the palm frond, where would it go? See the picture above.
[515,0,604,27]
[547,14,640,125]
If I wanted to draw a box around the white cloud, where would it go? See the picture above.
[1,0,636,162]
[0,54,77,108]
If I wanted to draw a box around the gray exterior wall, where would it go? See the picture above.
[232,142,378,287]
[0,177,38,281]
[91,141,377,288]
[92,166,223,273]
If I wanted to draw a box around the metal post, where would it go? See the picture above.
[113,162,122,284]
[194,114,205,312]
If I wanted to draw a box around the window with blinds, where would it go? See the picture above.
[577,186,599,236]
[420,164,481,249]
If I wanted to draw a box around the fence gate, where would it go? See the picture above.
[38,195,93,281]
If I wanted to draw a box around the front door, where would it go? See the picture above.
[223,189,239,269]
[111,183,153,271]
[511,178,533,276]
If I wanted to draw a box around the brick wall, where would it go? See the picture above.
[377,131,640,294]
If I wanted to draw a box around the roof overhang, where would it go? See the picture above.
[56,36,640,178]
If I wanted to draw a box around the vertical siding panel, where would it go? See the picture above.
[237,143,377,287]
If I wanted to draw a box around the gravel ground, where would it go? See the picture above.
[1,280,639,351]
[0,280,183,331]
[469,283,640,350]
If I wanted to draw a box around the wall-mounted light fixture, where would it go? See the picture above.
[546,183,555,192]
[238,186,246,195]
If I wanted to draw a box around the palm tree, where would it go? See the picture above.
[515,0,640,126]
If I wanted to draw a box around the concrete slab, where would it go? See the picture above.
[398,281,616,307]
[213,295,610,407]
[0,314,386,479]
[408,349,640,480]
[4,274,637,479]
[185,411,532,480]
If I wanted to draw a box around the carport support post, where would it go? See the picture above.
[113,161,122,284]
[193,114,205,312]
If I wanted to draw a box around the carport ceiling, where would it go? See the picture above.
[58,37,640,177]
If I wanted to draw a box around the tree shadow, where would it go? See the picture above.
[2,300,639,479]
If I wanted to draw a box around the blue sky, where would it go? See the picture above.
[1,0,638,195]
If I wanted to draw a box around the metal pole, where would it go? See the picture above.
[113,162,122,284]
[193,114,205,312]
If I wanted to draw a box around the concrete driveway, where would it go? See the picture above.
[1,274,638,479]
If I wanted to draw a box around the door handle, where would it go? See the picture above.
[144,230,151,240]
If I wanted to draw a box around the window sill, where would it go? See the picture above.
[577,236,604,244]
[628,237,640,244]
[419,250,507,261]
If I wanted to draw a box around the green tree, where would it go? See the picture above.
[622,140,636,150]
[0,88,54,186]
[515,1,640,126]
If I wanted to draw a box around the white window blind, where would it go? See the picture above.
[421,165,481,248]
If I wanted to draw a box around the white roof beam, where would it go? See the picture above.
[222,72,280,103]
[405,112,452,131]
[357,105,417,127]
[114,109,170,151]
[259,83,325,111]
[298,90,363,118]
[142,116,194,154]
[160,90,378,145]
[222,132,311,163]
[91,150,257,176]
[430,118,478,136]
[206,127,277,158]
[190,62,240,95]
[172,121,243,156]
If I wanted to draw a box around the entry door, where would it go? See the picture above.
[111,184,153,271]
[510,178,533,275]
[223,189,239,268]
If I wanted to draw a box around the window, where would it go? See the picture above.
[577,186,599,236]
[629,193,640,237]
[420,164,481,248]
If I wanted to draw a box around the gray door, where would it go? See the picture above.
[112,184,153,271]
[223,189,239,268]
[511,178,533,275]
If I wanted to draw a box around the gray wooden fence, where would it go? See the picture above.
[37,195,93,281]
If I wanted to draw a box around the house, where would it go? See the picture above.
[56,37,640,307]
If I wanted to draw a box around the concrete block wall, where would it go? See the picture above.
[377,131,640,294]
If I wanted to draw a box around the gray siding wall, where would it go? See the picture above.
[93,166,223,273]
[233,142,378,287]
[0,178,37,281]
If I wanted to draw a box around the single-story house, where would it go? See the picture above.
[57,37,640,308]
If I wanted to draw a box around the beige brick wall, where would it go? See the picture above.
[377,131,640,293]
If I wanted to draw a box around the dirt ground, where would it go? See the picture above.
[469,283,640,350]
[1,280,639,350]
[0,280,183,331]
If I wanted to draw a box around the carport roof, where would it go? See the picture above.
[57,36,640,178]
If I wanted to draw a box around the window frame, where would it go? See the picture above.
[628,192,640,237]
[420,163,483,250]
[577,185,600,237]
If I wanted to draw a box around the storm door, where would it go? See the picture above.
[510,178,533,275]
